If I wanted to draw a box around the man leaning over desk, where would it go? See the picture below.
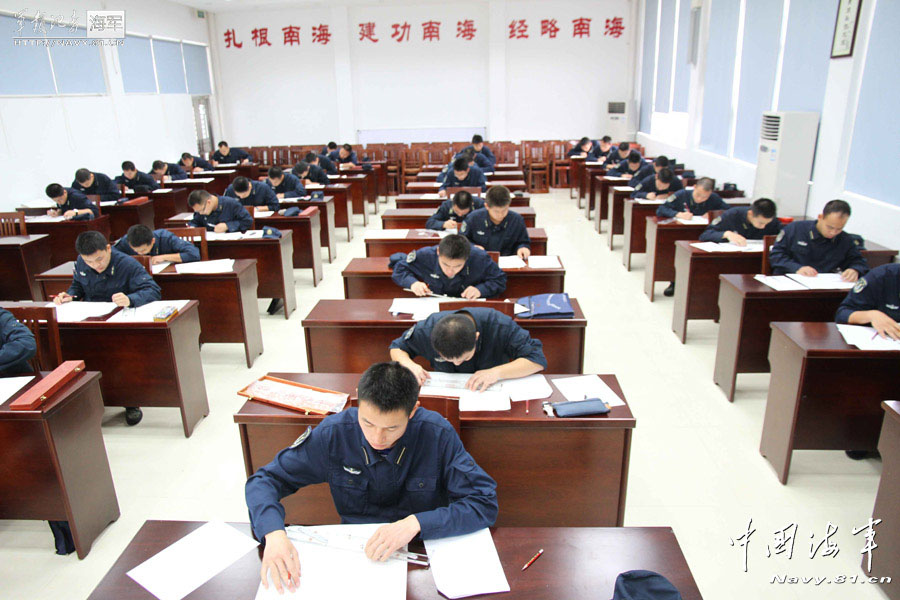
[246,362,498,594]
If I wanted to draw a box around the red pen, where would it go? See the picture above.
[521,548,544,571]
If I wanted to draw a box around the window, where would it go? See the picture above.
[118,35,157,93]
[182,42,212,95]
[0,15,59,95]
[152,38,186,94]
[654,0,676,113]
[777,0,836,113]
[698,0,740,155]
[671,0,692,112]
[49,40,106,94]
[639,0,658,133]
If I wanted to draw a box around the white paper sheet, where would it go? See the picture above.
[127,521,259,600]
[52,301,117,322]
[420,372,502,397]
[785,273,855,290]
[836,324,900,351]
[305,183,325,190]
[389,297,442,321]
[151,261,173,274]
[100,200,119,206]
[635,199,666,205]
[255,524,406,600]
[419,193,442,199]
[526,255,562,269]
[25,215,66,223]
[690,241,762,253]
[459,390,511,411]
[186,177,215,183]
[498,256,526,269]
[551,375,625,407]
[365,229,408,239]
[204,232,244,241]
[106,300,191,323]
[753,274,809,291]
[0,376,35,405]
[676,215,710,225]
[424,528,510,599]
[513,302,528,315]
[254,210,274,218]
[151,189,171,194]
[612,186,635,192]
[500,374,553,402]
[174,259,235,274]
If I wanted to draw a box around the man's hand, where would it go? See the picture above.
[364,516,421,562]
[410,282,431,297]
[841,268,859,282]
[53,292,73,305]
[462,286,481,299]
[47,208,59,216]
[517,247,531,260]
[401,360,429,386]
[646,192,657,200]
[149,255,168,265]
[260,530,300,594]
[797,266,818,277]
[870,312,900,341]
[277,193,285,200]
[658,192,673,199]
[443,220,457,230]
[466,367,500,391]
[675,211,693,220]
[241,159,250,165]
[112,293,131,307]
[63,210,77,219]
[192,167,204,174]
[213,223,228,233]
[438,189,448,198]
[723,231,747,246]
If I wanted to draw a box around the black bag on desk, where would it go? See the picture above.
[515,293,574,318]
[611,569,682,599]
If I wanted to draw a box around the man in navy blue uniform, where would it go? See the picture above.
[225,176,279,212]
[115,161,159,191]
[296,154,330,185]
[114,224,201,264]
[606,142,635,166]
[567,136,597,159]
[390,234,507,299]
[211,141,251,165]
[464,134,496,167]
[699,198,781,244]
[266,166,306,199]
[836,263,900,340]
[246,362,498,594]
[151,160,188,182]
[593,136,615,163]
[606,151,645,179]
[426,190,485,231]
[336,143,359,165]
[437,149,486,183]
[54,231,161,425]
[45,183,99,219]
[461,185,530,259]
[769,200,869,281]
[390,307,547,390]
[0,308,36,375]
[630,167,682,199]
[178,152,213,173]
[323,141,339,160]
[453,147,492,171]
[72,168,119,203]
[316,151,338,175]
[628,155,668,187]
[438,156,487,196]
[188,189,253,233]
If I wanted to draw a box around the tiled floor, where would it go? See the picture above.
[0,188,887,599]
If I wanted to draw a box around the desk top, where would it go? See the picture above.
[382,207,536,217]
[343,256,564,275]
[0,370,101,418]
[0,300,199,330]
[88,521,699,600]
[364,228,547,241]
[771,321,900,356]
[395,193,533,201]
[720,273,861,299]
[0,234,49,246]
[884,401,900,425]
[36,259,255,279]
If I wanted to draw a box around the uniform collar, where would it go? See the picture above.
[357,410,417,468]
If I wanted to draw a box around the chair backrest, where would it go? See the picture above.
[438,300,515,317]
[168,226,209,260]
[547,140,569,160]
[762,234,777,275]
[522,141,548,164]
[130,254,153,273]
[0,211,27,236]
[5,305,62,371]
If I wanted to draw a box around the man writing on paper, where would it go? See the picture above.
[225,176,280,212]
[114,224,201,264]
[461,185,530,259]
[768,200,869,282]
[390,307,547,391]
[211,140,251,165]
[188,190,254,233]
[438,156,487,197]
[72,168,120,203]
[835,263,900,340]
[390,234,507,299]
[426,190,485,231]
[246,362,498,594]
[699,198,781,245]
[630,167,682,200]
[45,183,99,220]
[0,308,37,375]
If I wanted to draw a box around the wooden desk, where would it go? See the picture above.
[301,299,586,374]
[339,168,378,211]
[0,371,118,559]
[580,163,606,211]
[234,372,632,527]
[188,169,237,195]
[332,174,369,226]
[313,184,354,240]
[341,257,565,299]
[101,199,155,240]
[24,215,112,267]
[87,521,701,600]
[869,401,900,598]
[213,163,256,179]
[381,207,536,229]
[569,155,585,201]
[365,228,547,258]
[255,210,323,286]
[395,194,531,209]
[36,260,264,368]
[593,176,630,234]
[279,196,337,262]
[643,217,708,301]
[0,300,209,437]
[606,186,635,250]
[760,322,900,484]
[163,177,216,195]
[124,188,188,229]
[0,234,52,301]
[415,170,526,181]
[405,181,528,194]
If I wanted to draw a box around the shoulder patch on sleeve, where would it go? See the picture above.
[776,230,785,242]
[712,216,722,225]
[853,278,867,294]
[403,324,416,339]
[853,238,861,246]
[406,250,416,263]
[634,183,642,190]
[290,426,312,448]
[460,222,468,234]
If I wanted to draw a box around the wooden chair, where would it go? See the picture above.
[547,141,571,188]
[0,211,27,235]
[450,141,469,154]
[522,141,550,193]
[439,300,515,317]
[494,142,520,168]
[426,145,450,165]
[400,148,427,193]
[168,227,209,260]
[5,305,62,371]
[270,146,292,168]
[762,234,777,275]
[382,144,406,195]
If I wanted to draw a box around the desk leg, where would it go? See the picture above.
[280,239,297,319]
[170,312,210,437]
[713,282,743,401]
[760,329,803,484]
[671,248,692,343]
[644,221,658,301]
[622,206,633,270]
[238,269,264,368]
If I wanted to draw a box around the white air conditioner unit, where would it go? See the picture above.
[605,101,632,141]
[752,111,819,217]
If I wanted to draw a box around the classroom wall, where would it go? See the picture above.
[0,1,211,210]
[209,0,638,146]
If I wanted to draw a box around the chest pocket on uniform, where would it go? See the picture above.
[404,476,438,512]
[329,470,369,515]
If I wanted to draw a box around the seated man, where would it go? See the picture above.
[462,185,530,259]
[390,307,547,390]
[211,140,251,165]
[336,143,359,166]
[247,362,498,594]
[593,135,614,163]
[769,199,868,281]
[188,189,253,233]
[151,160,188,182]
[438,157,487,197]
[606,151,645,179]
[178,152,213,173]
[453,147,492,171]
[266,166,306,199]
[114,224,201,264]
[628,155,668,187]
[466,134,496,167]
[606,141,635,166]
[45,183,99,219]
[317,151,338,175]
[72,168,119,203]
[426,190,485,231]
[225,176,279,212]
[115,161,159,191]
[54,231,162,426]
[438,149,486,183]
[699,198,781,244]
[390,234,506,299]
[566,136,596,158]
[836,263,900,340]
[630,167,682,199]
[0,307,37,375]
[297,153,330,185]
[323,141,339,160]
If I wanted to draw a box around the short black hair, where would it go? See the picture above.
[357,362,419,415]
[431,313,477,360]
[305,152,318,163]
[232,176,250,193]
[327,141,338,150]
[822,199,851,217]
[578,136,590,146]
[181,152,193,160]
[750,198,777,219]
[438,234,471,261]
[45,183,65,198]
[462,147,476,160]
[654,156,669,167]
[74,168,92,184]
[267,166,284,179]
[627,151,642,164]
[293,161,310,177]
[121,161,136,171]
[75,230,108,256]
[657,168,675,184]
[618,142,630,151]
[452,190,474,210]
[486,185,511,208]
[695,177,715,191]
[601,135,613,143]
[152,160,166,171]
[472,134,484,144]
[452,157,469,172]
[218,141,229,148]
[188,189,212,207]
[342,143,353,152]
[126,224,154,247]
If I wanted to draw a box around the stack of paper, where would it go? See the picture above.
[254,210,274,218]
[498,256,527,269]
[424,528,510,599]
[785,273,855,290]
[420,372,503,396]
[636,199,666,205]
[690,241,762,253]
[388,297,441,321]
[175,259,235,274]
[242,230,264,238]
[501,373,554,402]
[205,231,244,241]
[151,261,173,274]
[25,215,65,223]
[527,255,562,269]
[0,376,35,405]
[753,274,809,291]
[676,215,710,225]
[51,302,117,322]
[836,324,900,351]
[420,193,442,199]
[551,375,625,407]
[106,300,191,323]
[364,229,407,239]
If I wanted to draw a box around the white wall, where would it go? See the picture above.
[0,0,210,210]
